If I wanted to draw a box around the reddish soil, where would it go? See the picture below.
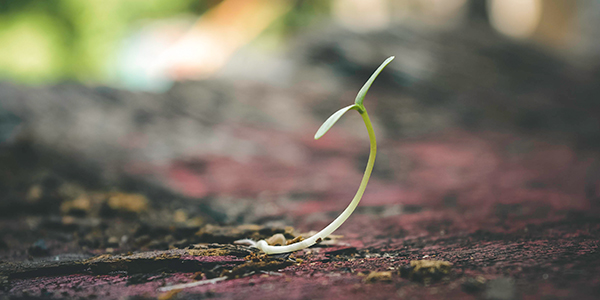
[1,128,599,300]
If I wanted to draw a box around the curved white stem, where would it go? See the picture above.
[256,107,376,254]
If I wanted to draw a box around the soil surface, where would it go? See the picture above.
[1,24,600,299]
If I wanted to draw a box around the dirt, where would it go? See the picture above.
[3,130,598,299]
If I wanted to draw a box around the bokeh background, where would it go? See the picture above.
[2,1,600,299]
[0,0,600,233]
[2,0,600,193]
[1,0,599,86]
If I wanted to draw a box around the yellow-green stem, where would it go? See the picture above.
[255,106,376,254]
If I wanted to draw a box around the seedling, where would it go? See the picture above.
[251,56,394,254]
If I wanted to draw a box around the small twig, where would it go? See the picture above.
[157,276,227,292]
[260,271,283,276]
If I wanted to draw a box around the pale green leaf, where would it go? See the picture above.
[314,104,357,140]
[354,56,395,106]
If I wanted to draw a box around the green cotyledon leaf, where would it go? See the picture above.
[354,56,395,106]
[314,104,357,140]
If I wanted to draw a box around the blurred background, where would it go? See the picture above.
[1,0,600,257]
[1,0,599,87]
